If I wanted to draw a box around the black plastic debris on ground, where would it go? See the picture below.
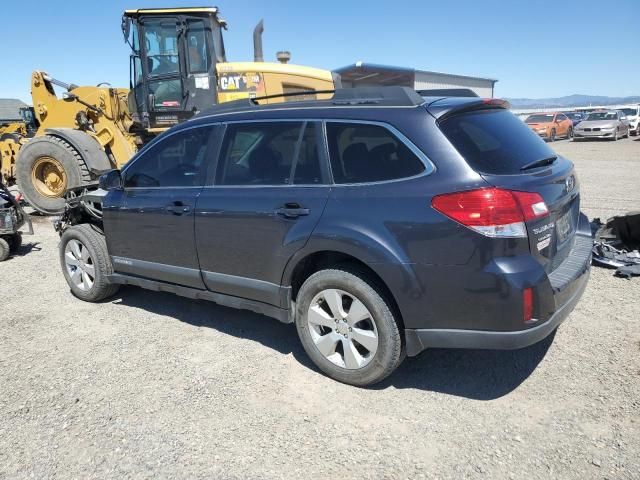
[591,212,640,278]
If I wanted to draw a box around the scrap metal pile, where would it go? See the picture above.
[591,212,640,278]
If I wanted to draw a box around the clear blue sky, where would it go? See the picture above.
[1,0,638,102]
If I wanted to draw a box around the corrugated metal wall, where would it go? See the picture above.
[414,72,495,98]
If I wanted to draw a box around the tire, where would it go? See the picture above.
[16,135,92,215]
[567,127,573,139]
[295,268,403,386]
[0,237,10,262]
[549,129,556,142]
[7,232,22,252]
[59,224,120,302]
[612,129,618,141]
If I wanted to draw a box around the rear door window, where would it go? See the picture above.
[325,122,426,184]
[216,122,324,185]
[439,109,557,175]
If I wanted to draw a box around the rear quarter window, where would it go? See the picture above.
[326,122,427,184]
[439,109,557,175]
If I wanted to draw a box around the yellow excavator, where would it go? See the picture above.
[0,7,336,214]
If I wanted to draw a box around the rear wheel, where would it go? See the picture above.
[59,224,120,302]
[16,135,92,215]
[295,268,403,386]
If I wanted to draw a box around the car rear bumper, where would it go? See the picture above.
[405,266,588,355]
[404,215,592,356]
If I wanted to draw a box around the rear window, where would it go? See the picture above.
[439,109,556,175]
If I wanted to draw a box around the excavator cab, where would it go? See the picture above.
[122,7,227,130]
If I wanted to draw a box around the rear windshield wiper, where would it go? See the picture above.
[520,156,557,171]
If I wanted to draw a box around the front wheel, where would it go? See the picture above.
[612,129,618,141]
[549,129,556,142]
[59,224,120,302]
[295,268,403,386]
[567,127,573,139]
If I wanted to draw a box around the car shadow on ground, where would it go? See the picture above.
[113,286,554,400]
[375,333,554,399]
[10,241,41,258]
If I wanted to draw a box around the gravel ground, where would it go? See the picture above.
[1,137,639,479]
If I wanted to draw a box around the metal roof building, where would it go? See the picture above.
[335,62,498,98]
[0,99,28,124]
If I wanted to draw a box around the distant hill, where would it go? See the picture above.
[505,94,640,109]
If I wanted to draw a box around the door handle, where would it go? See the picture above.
[275,203,310,219]
[165,203,191,215]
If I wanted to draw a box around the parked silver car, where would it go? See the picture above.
[574,110,630,141]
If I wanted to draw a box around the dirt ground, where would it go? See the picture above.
[1,136,639,479]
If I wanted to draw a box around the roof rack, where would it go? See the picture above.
[194,86,426,119]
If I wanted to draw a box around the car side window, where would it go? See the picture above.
[325,122,426,184]
[216,122,323,185]
[124,126,215,188]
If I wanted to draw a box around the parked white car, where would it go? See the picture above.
[620,105,640,136]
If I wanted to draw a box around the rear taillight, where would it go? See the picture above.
[431,187,548,238]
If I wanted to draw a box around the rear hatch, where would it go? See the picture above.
[433,102,580,272]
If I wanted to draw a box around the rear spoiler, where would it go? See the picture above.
[426,97,511,121]
[417,88,479,98]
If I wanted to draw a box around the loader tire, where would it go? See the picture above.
[16,135,92,215]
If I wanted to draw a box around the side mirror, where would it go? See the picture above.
[99,169,123,191]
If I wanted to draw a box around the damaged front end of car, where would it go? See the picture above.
[53,183,106,235]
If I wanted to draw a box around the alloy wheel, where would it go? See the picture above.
[307,288,379,369]
[64,239,95,291]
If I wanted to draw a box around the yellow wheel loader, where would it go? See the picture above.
[0,7,336,214]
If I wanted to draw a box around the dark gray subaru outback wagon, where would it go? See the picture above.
[57,87,591,386]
